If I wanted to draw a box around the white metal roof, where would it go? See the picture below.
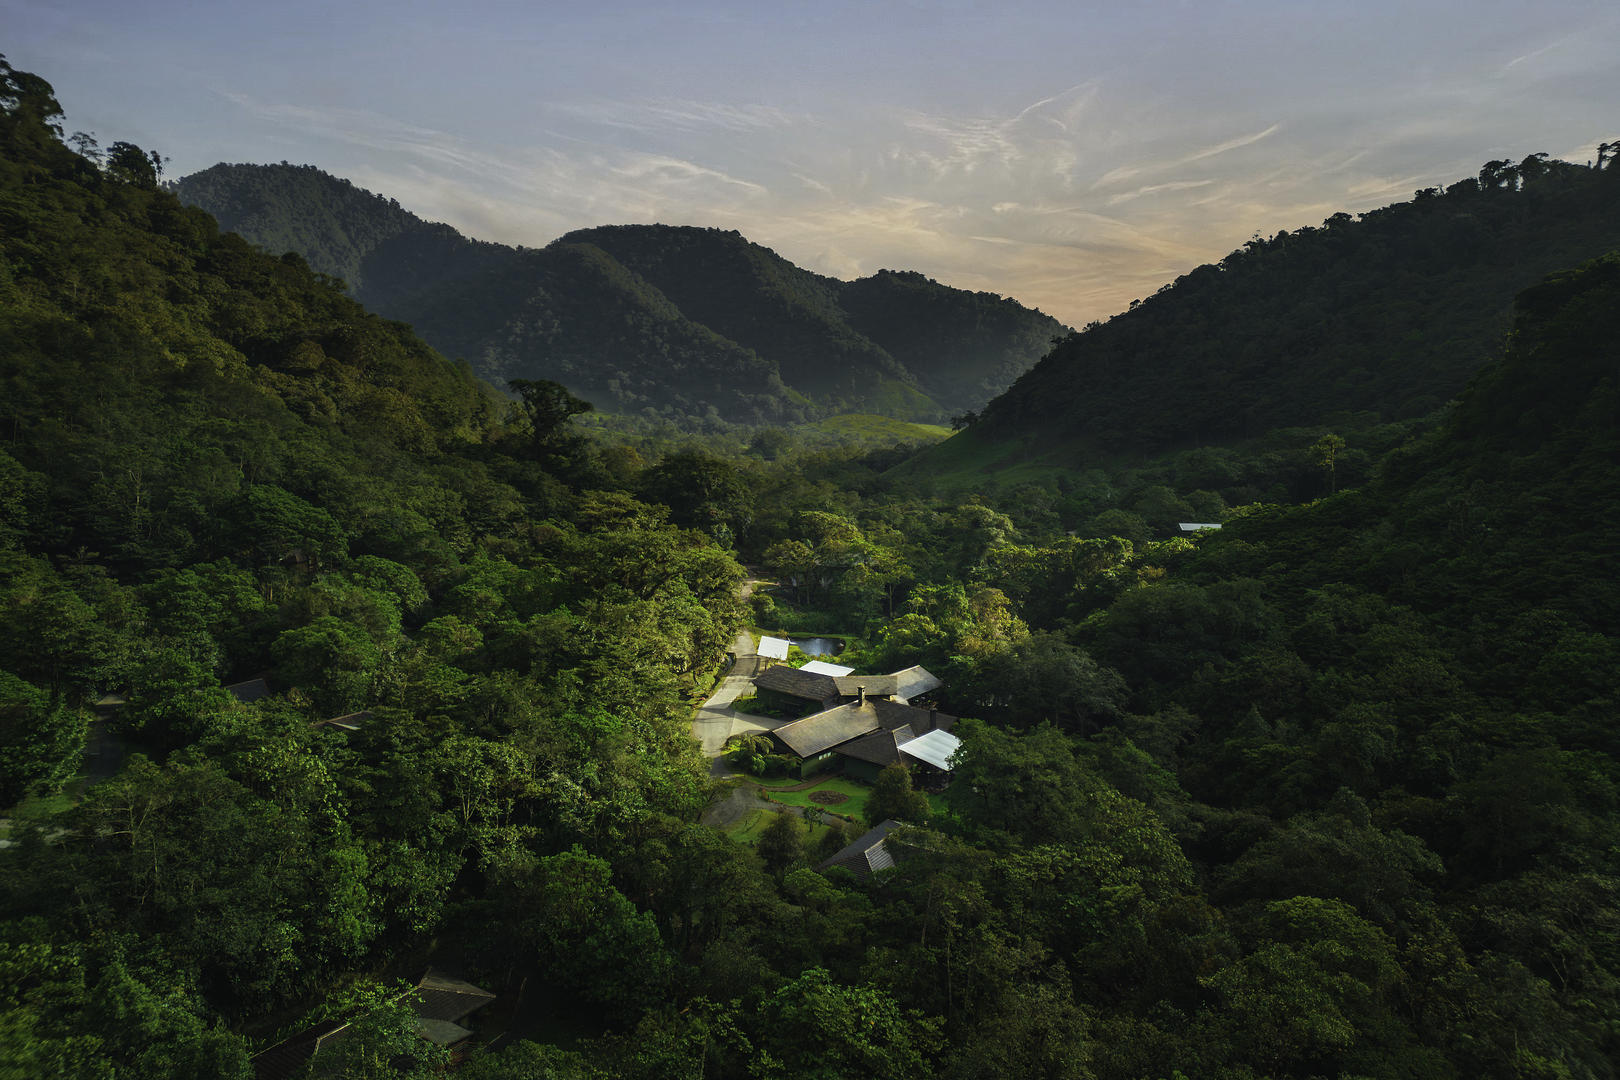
[898,728,962,771]
[891,665,943,699]
[757,635,790,660]
[801,660,855,676]
[1178,522,1223,531]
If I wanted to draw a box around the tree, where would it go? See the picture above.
[105,141,160,189]
[0,937,254,1080]
[964,632,1126,734]
[507,847,672,1021]
[508,379,592,459]
[1478,158,1516,190]
[866,763,931,827]
[119,645,235,749]
[455,1040,600,1080]
[308,983,447,1080]
[229,485,347,571]
[757,810,806,876]
[1216,792,1442,926]
[271,616,383,713]
[0,54,65,152]
[1199,897,1405,1075]
[71,752,377,1012]
[640,450,751,543]
[0,670,83,805]
[755,968,943,1080]
[1309,433,1346,494]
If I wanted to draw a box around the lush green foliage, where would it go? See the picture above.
[0,58,741,1073]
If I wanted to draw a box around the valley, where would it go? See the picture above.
[2,51,1619,1080]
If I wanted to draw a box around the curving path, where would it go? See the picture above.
[691,575,796,771]
[691,627,763,762]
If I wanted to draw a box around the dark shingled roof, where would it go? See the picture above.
[828,666,941,702]
[818,819,904,876]
[835,724,915,766]
[773,697,958,762]
[833,702,957,765]
[252,1018,349,1080]
[833,674,900,698]
[754,666,840,701]
[773,702,883,758]
[250,971,494,1080]
[872,699,953,734]
[225,678,270,703]
[409,971,496,1025]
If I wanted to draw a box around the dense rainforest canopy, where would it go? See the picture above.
[4,55,1620,1080]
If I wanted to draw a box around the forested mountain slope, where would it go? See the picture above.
[398,240,801,424]
[0,59,745,1076]
[168,161,519,306]
[946,153,1620,466]
[173,165,1066,425]
[553,224,919,407]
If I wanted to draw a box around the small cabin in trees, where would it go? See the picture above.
[224,677,271,703]
[250,970,495,1080]
[817,819,915,877]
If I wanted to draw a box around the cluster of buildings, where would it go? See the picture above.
[749,639,961,783]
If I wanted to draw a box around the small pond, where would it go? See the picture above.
[791,636,844,657]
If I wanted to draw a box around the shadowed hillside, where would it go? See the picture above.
[173,165,1067,426]
[940,154,1620,470]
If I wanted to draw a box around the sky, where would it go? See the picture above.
[7,0,1618,327]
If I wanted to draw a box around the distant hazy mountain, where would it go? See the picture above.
[944,154,1620,463]
[172,164,1067,424]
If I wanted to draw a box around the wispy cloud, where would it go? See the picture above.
[220,93,532,186]
[1092,123,1280,191]
[1182,123,1281,164]
[1106,178,1215,206]
[1501,36,1570,72]
[550,98,810,135]
[609,154,768,195]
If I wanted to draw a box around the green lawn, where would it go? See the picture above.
[757,776,871,825]
[749,775,955,830]
[881,424,1083,493]
[6,776,86,823]
[723,807,842,851]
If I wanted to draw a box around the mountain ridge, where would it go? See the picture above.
[905,152,1620,483]
[172,163,1067,426]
